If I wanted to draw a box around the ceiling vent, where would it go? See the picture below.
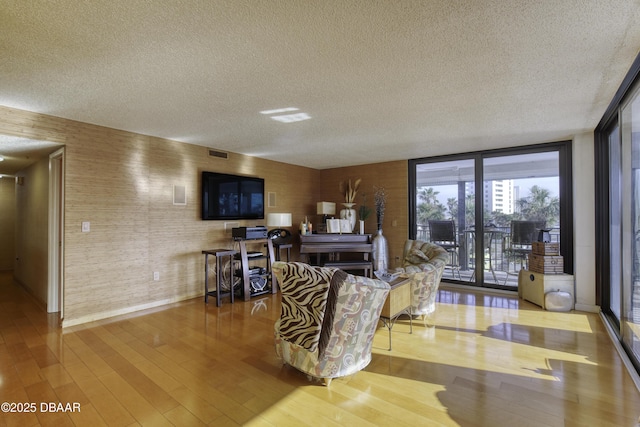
[208,149,228,160]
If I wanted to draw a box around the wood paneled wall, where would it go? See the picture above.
[0,105,601,322]
[0,106,319,325]
[319,161,409,269]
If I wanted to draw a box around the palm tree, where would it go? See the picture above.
[416,187,446,224]
[417,187,440,205]
[489,210,514,228]
[447,197,457,219]
[516,185,559,226]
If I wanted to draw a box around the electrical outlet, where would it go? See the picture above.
[153,271,160,281]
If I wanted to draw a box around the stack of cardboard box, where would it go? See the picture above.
[529,242,563,274]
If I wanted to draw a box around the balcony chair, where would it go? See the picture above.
[272,261,390,386]
[428,220,461,279]
[504,220,545,284]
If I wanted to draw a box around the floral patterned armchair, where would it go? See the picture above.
[394,240,449,317]
[272,261,390,386]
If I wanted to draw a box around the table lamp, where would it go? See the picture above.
[316,202,336,224]
[267,213,292,245]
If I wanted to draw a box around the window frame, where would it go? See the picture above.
[594,50,640,374]
[409,141,573,289]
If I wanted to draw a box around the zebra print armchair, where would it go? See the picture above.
[272,261,390,386]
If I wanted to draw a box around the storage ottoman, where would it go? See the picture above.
[518,269,574,311]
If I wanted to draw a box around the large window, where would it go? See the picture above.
[609,124,622,323]
[595,52,640,374]
[409,142,572,291]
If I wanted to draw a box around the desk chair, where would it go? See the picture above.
[428,220,461,279]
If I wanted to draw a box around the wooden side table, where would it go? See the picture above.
[273,243,292,262]
[379,277,412,350]
[202,248,237,307]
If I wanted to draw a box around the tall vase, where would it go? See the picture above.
[371,229,388,273]
[340,203,357,232]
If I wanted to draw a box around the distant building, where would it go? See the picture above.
[484,180,515,214]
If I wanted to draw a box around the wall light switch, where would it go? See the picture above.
[153,272,160,281]
[224,222,239,233]
[81,221,90,232]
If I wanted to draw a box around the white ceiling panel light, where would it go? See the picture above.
[260,107,311,123]
[270,113,311,123]
[260,107,299,115]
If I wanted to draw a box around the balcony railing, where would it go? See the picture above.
[416,224,560,287]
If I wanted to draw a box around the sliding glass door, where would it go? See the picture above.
[409,143,571,290]
[608,124,622,324]
[482,152,560,287]
[595,52,640,375]
[413,158,476,282]
[620,87,640,362]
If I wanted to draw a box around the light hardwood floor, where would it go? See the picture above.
[1,270,639,426]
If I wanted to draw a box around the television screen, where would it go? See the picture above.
[201,171,265,220]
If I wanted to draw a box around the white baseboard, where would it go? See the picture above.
[574,303,600,313]
[61,292,201,328]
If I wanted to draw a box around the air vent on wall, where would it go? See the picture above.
[208,149,229,159]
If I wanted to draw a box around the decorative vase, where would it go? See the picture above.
[371,229,388,273]
[359,220,365,235]
[340,203,357,232]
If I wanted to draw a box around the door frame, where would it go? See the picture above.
[47,148,64,316]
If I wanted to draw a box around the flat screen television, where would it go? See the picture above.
[201,171,265,220]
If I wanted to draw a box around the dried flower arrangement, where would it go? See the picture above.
[374,186,387,230]
[339,178,361,204]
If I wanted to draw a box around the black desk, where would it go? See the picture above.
[235,238,277,301]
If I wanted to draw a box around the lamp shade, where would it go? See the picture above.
[267,213,292,227]
[316,202,336,216]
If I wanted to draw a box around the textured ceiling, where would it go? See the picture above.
[1,0,640,173]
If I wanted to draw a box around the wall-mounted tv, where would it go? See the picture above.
[201,171,265,220]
